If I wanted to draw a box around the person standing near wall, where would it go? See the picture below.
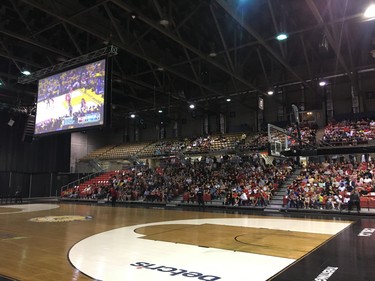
[196,186,205,209]
[348,188,361,213]
[14,189,22,204]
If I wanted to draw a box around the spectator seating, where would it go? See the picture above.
[360,193,375,209]
[321,119,375,146]
[81,144,118,160]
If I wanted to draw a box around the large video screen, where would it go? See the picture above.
[34,59,106,135]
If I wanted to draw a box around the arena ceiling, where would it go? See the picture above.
[0,0,375,127]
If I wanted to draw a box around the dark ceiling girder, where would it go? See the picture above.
[0,39,22,72]
[21,0,223,98]
[215,0,311,91]
[175,27,206,97]
[209,4,235,72]
[0,28,74,59]
[299,35,313,80]
[150,0,192,96]
[256,48,270,87]
[103,3,126,45]
[0,50,44,69]
[104,0,166,97]
[344,25,355,71]
[128,11,365,81]
[172,1,206,33]
[305,0,358,88]
[31,0,110,37]
[110,0,264,94]
[61,23,83,55]
[209,3,239,93]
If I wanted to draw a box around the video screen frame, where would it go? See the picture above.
[34,58,108,136]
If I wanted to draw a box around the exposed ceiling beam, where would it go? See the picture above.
[30,0,110,37]
[0,28,74,59]
[299,35,313,81]
[305,0,358,89]
[21,0,223,98]
[0,50,44,69]
[209,4,235,72]
[215,0,311,91]
[110,0,264,94]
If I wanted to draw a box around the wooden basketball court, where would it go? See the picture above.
[0,202,373,281]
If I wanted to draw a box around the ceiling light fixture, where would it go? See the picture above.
[276,33,288,41]
[130,12,137,20]
[158,109,163,113]
[208,42,217,57]
[130,114,136,118]
[364,4,375,19]
[189,104,195,109]
[209,51,217,57]
[319,81,327,87]
[226,98,231,102]
[159,18,169,26]
[21,69,31,76]
[267,90,274,96]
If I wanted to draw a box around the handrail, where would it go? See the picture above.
[60,169,106,196]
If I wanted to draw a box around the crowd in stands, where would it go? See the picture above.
[62,153,295,208]
[285,156,375,212]
[62,118,375,212]
[152,134,242,156]
[287,124,317,148]
[153,140,186,156]
[321,119,375,146]
[236,132,268,151]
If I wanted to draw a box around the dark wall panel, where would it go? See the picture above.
[0,111,71,173]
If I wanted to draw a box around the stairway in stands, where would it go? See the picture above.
[265,168,302,212]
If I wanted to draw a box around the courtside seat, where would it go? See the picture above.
[360,193,375,209]
[203,193,212,203]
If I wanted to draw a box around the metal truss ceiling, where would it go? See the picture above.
[0,0,374,125]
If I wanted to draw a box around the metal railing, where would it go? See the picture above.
[60,170,107,196]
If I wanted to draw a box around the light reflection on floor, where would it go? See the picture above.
[0,203,59,214]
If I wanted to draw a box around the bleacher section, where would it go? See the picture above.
[81,132,257,160]
[69,124,375,213]
[321,120,375,146]
[81,144,118,160]
[102,141,152,160]
[61,171,114,198]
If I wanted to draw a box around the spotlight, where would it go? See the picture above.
[226,98,231,102]
[21,69,31,76]
[189,104,195,109]
[159,18,169,26]
[276,33,288,41]
[267,90,274,96]
[364,4,375,19]
[208,51,217,57]
[158,109,163,113]
[130,114,135,118]
[319,81,327,87]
